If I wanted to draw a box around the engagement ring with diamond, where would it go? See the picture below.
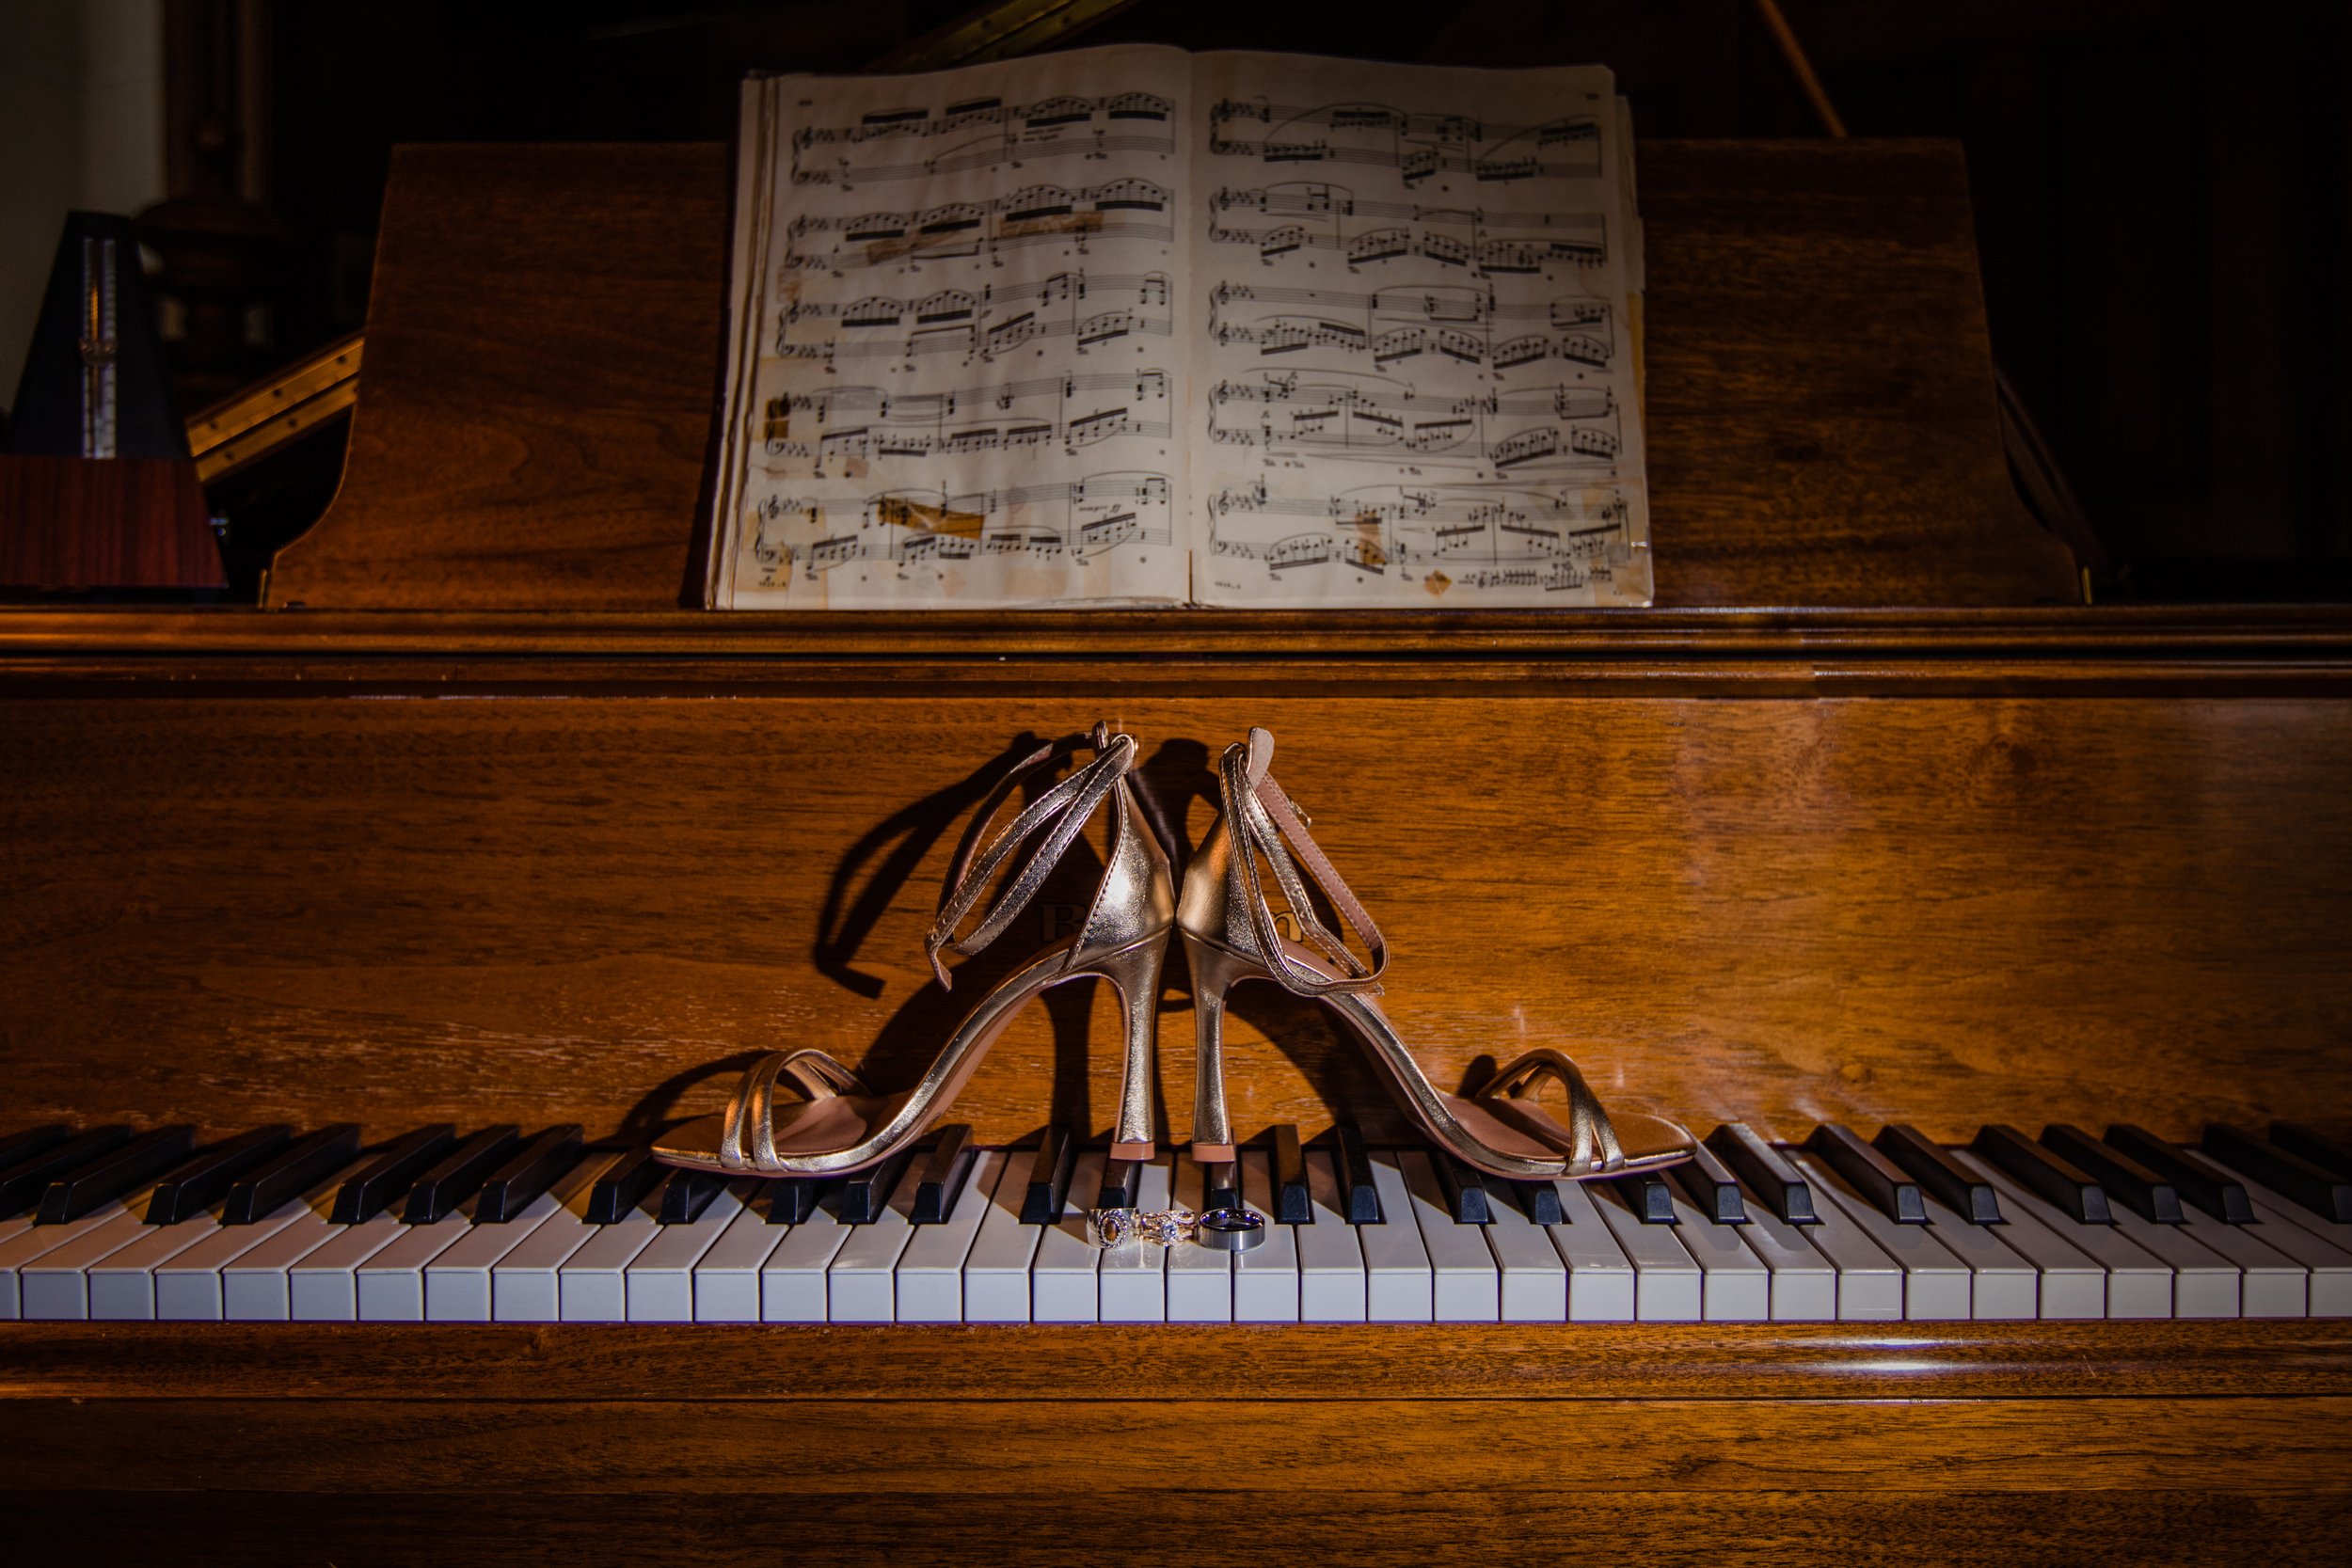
[1085,1203,1266,1251]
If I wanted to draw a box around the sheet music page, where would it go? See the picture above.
[1187,55,1652,607]
[710,46,1194,607]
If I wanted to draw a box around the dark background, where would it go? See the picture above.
[80,1,2352,598]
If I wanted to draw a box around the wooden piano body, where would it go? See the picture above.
[3,141,2348,1561]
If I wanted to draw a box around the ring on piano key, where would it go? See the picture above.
[1085,1204,1266,1251]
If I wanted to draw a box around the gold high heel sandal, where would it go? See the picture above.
[654,722,1174,1178]
[1179,726,1694,1181]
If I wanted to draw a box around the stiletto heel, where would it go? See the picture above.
[654,722,1174,1178]
[1182,931,1252,1163]
[1178,726,1694,1182]
[1094,935,1167,1161]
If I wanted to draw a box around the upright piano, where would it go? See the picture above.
[2,139,2347,1561]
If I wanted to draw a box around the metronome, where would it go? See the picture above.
[1,212,226,592]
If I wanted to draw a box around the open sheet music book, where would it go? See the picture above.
[706,45,1649,609]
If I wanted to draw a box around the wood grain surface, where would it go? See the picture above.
[6,1321,2348,1403]
[0,455,224,590]
[1,680,2346,1146]
[6,1487,2344,1567]
[261,145,728,610]
[258,140,2077,610]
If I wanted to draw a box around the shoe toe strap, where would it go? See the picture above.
[719,1049,871,1173]
[1477,1047,1626,1169]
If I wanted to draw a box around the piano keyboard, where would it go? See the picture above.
[2,1117,2347,1324]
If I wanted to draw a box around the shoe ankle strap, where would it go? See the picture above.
[1220,727,1388,997]
[925,722,1136,988]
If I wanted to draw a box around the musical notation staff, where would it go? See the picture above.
[786,184,1173,273]
[1208,216,1604,278]
[1210,280,1605,330]
[1208,98,1602,183]
[1212,320,1611,373]
[792,92,1176,189]
[764,370,1171,471]
[1205,479,1632,594]
[1209,371,1613,422]
[752,472,1174,576]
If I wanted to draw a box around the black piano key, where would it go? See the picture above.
[0,1125,132,1218]
[2104,1124,2254,1224]
[145,1125,292,1225]
[1806,1125,1927,1223]
[1613,1170,1677,1224]
[2039,1124,2183,1225]
[403,1124,522,1224]
[1018,1129,1074,1225]
[1434,1152,1492,1225]
[839,1146,914,1224]
[1704,1122,1816,1225]
[767,1176,827,1224]
[910,1125,975,1225]
[1331,1122,1380,1225]
[1507,1179,1565,1226]
[1271,1125,1312,1225]
[655,1166,726,1224]
[1670,1140,1748,1225]
[585,1143,665,1225]
[332,1125,457,1225]
[2202,1124,2352,1223]
[1097,1155,1142,1212]
[1200,1159,1242,1213]
[476,1124,584,1223]
[2271,1122,2352,1180]
[224,1124,360,1224]
[1873,1124,2000,1225]
[36,1125,196,1224]
[0,1125,70,1169]
[1972,1124,2112,1225]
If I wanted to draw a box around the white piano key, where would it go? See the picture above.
[357,1212,471,1322]
[1545,1177,1637,1323]
[1584,1180,1701,1323]
[158,1200,320,1321]
[895,1148,1007,1323]
[1098,1156,1171,1323]
[1952,1149,2157,1319]
[1481,1180,1567,1323]
[1724,1204,1837,1323]
[2106,1204,2239,1319]
[20,1203,155,1319]
[1295,1150,1367,1323]
[1166,1156,1233,1323]
[0,1196,152,1318]
[961,1147,1042,1323]
[2177,1205,2307,1317]
[89,1208,226,1320]
[1233,1149,1301,1323]
[1657,1188,1772,1323]
[559,1205,659,1323]
[1030,1150,1106,1323]
[628,1182,751,1323]
[1791,1152,1971,1321]
[1749,1167,1900,1322]
[290,1212,407,1321]
[425,1166,595,1323]
[1361,1149,1435,1323]
[490,1152,620,1323]
[2199,1160,2352,1317]
[690,1189,786,1323]
[1398,1149,1499,1323]
[1911,1192,2041,1321]
[828,1172,919,1323]
[223,1159,375,1321]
